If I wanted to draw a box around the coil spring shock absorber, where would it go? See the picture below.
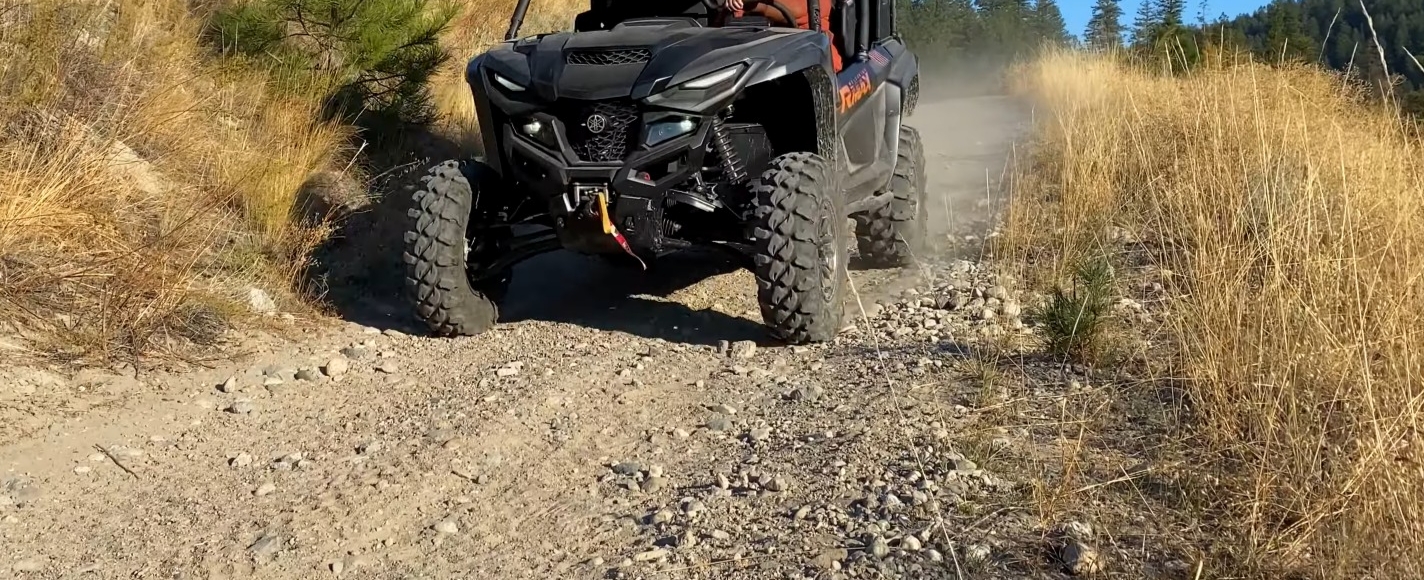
[711,112,747,184]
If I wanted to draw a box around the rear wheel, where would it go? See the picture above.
[854,125,927,267]
[749,152,847,344]
[402,160,512,337]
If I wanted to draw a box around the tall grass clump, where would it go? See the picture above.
[0,0,348,363]
[1001,48,1424,578]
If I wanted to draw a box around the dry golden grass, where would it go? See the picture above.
[0,0,585,363]
[0,0,352,362]
[1002,47,1424,578]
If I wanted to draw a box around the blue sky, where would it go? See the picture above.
[1060,0,1275,38]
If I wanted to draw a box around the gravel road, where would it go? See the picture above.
[0,95,1193,580]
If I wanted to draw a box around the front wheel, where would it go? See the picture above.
[402,160,512,337]
[749,152,848,344]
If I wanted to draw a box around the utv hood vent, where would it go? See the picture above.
[566,49,651,66]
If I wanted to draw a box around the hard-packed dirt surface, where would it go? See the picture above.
[1,96,1195,579]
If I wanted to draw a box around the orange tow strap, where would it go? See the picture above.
[596,192,647,270]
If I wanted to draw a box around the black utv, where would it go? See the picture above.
[403,0,926,344]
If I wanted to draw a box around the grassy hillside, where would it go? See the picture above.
[1002,48,1424,578]
[0,0,581,365]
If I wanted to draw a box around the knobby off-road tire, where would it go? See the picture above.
[749,152,848,344]
[853,125,928,267]
[402,160,509,337]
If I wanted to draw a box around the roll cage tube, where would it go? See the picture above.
[506,0,532,40]
[856,0,868,58]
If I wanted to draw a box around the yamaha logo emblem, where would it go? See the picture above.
[585,113,608,134]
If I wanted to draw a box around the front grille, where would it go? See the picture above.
[565,49,651,66]
[561,101,639,163]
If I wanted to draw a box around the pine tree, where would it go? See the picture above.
[1031,0,1072,47]
[1085,0,1125,50]
[976,0,1035,57]
[1130,0,1159,47]
[1158,0,1186,27]
[1261,2,1314,64]
[900,0,981,57]
[210,0,456,133]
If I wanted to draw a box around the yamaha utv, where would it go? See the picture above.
[402,0,926,344]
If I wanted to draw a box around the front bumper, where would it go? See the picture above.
[501,109,715,255]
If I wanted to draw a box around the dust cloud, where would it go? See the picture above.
[908,54,1034,258]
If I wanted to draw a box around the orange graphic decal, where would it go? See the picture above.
[838,69,872,113]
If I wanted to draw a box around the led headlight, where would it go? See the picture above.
[491,72,526,92]
[644,118,697,146]
[517,117,557,148]
[679,64,745,90]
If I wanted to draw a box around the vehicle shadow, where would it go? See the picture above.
[498,248,772,346]
[299,125,470,334]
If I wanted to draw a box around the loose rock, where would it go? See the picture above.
[708,403,737,415]
[811,548,847,570]
[965,543,992,563]
[705,416,734,432]
[247,288,277,314]
[12,559,43,573]
[323,358,349,377]
[1061,538,1102,575]
[729,340,757,359]
[788,385,825,401]
[226,400,256,415]
[632,548,668,562]
[869,536,890,559]
[249,534,283,557]
[339,346,371,360]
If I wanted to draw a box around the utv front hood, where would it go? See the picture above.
[482,19,800,102]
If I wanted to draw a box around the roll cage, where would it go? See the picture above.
[503,0,901,70]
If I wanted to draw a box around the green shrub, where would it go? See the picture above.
[209,0,456,133]
[1030,257,1115,363]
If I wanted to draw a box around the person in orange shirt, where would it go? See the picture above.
[720,0,842,72]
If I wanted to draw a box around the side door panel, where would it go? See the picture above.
[833,46,903,203]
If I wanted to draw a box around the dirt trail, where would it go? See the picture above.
[0,96,1058,579]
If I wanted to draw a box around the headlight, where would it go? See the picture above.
[679,64,745,90]
[644,117,698,146]
[517,117,557,148]
[492,72,526,92]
